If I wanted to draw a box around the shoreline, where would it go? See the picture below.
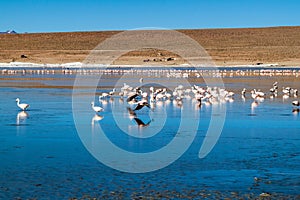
[0,61,300,69]
[1,61,299,79]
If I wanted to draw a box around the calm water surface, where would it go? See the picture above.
[0,70,299,199]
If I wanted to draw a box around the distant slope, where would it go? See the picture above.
[0,26,299,66]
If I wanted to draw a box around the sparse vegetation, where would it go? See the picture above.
[0,27,299,66]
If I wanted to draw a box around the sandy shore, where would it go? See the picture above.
[0,26,300,66]
[0,60,299,68]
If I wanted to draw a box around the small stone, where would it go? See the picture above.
[260,192,271,197]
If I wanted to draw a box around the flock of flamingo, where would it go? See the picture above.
[14,79,300,126]
[6,67,300,119]
[2,67,300,78]
[89,80,300,120]
[15,81,300,110]
[16,82,300,111]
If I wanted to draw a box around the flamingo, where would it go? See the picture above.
[292,100,299,106]
[254,89,265,98]
[241,88,246,97]
[139,77,143,84]
[99,92,109,99]
[109,88,116,96]
[15,98,29,111]
[91,101,103,113]
[133,100,150,111]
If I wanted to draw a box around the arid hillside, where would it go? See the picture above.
[0,26,299,66]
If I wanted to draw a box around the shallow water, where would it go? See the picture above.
[0,69,300,199]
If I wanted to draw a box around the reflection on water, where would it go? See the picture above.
[132,117,152,127]
[0,71,300,199]
[292,108,299,116]
[16,111,28,125]
[91,114,104,125]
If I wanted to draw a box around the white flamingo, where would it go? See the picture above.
[241,88,246,96]
[254,89,265,98]
[99,92,109,99]
[292,100,299,106]
[91,101,103,113]
[109,88,116,96]
[15,98,29,111]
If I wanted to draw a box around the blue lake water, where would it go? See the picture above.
[0,70,300,199]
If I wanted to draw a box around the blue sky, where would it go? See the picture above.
[1,0,299,33]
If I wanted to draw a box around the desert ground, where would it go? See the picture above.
[0,26,300,66]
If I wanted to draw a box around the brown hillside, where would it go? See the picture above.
[0,26,299,66]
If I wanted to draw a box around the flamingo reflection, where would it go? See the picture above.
[133,118,152,127]
[91,114,104,125]
[16,111,28,125]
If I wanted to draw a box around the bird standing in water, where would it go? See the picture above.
[16,98,30,111]
[91,101,103,113]
[292,100,299,106]
[133,100,150,111]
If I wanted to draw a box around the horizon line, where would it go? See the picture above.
[4,25,300,34]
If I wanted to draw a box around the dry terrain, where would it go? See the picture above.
[0,26,300,66]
